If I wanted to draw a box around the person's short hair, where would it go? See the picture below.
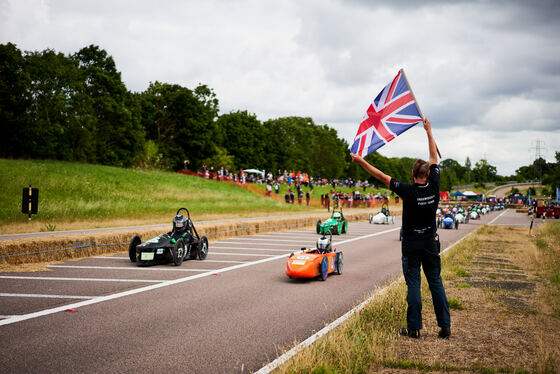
[412,159,429,179]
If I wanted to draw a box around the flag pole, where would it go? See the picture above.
[400,68,442,159]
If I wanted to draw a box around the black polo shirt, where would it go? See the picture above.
[389,164,440,241]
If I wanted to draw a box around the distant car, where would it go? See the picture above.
[286,234,343,281]
[128,208,208,266]
[316,207,348,235]
[438,212,459,229]
[369,203,396,224]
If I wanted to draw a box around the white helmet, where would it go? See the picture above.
[317,236,330,251]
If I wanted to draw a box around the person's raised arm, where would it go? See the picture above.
[424,118,438,166]
[349,153,391,187]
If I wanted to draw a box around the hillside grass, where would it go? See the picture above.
[0,159,312,231]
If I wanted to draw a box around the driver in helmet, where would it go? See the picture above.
[173,214,188,235]
[316,235,332,254]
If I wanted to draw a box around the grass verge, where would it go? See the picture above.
[270,223,560,374]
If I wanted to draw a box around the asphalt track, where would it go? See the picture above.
[0,209,522,373]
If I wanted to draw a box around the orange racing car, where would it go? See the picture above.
[286,234,343,281]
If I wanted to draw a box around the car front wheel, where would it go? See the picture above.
[336,252,343,275]
[129,235,141,263]
[198,236,209,260]
[172,239,185,266]
[320,257,328,281]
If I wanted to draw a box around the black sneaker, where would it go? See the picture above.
[399,327,420,339]
[438,327,451,339]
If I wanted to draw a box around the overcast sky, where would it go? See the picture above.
[2,0,559,175]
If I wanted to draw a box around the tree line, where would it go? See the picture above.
[1,43,558,195]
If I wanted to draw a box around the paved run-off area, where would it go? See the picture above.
[0,210,510,373]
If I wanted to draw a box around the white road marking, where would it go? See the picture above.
[0,226,400,327]
[48,265,210,272]
[488,209,509,225]
[251,233,318,238]
[0,293,94,299]
[214,242,305,247]
[220,238,312,243]
[211,246,294,252]
[0,276,164,283]
[93,257,245,263]
[0,315,17,319]
[211,252,278,257]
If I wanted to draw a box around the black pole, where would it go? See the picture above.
[28,184,32,223]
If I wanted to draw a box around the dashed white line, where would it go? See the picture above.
[216,241,309,246]
[211,252,278,257]
[0,276,164,283]
[48,265,210,272]
[93,257,245,263]
[0,293,95,299]
[227,238,322,243]
[211,246,294,252]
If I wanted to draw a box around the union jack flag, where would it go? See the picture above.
[350,69,423,157]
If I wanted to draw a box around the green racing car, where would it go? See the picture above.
[316,207,348,235]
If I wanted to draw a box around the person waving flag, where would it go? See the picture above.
[350,69,424,157]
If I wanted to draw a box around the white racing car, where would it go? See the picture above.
[369,204,396,224]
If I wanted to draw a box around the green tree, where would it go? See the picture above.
[72,45,144,167]
[216,110,266,170]
[472,159,497,183]
[25,48,96,161]
[0,43,31,158]
[138,81,218,169]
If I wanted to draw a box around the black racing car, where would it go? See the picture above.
[128,208,208,266]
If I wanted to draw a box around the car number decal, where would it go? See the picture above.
[291,260,306,265]
[140,252,154,261]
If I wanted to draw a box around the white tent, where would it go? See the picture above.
[243,168,265,176]
[462,190,479,196]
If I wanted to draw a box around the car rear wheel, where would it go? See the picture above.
[342,220,348,234]
[320,257,328,281]
[316,220,321,234]
[198,236,208,260]
[129,235,141,263]
[335,252,343,275]
[369,213,373,224]
[172,239,185,266]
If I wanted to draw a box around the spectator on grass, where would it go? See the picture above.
[350,117,451,340]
